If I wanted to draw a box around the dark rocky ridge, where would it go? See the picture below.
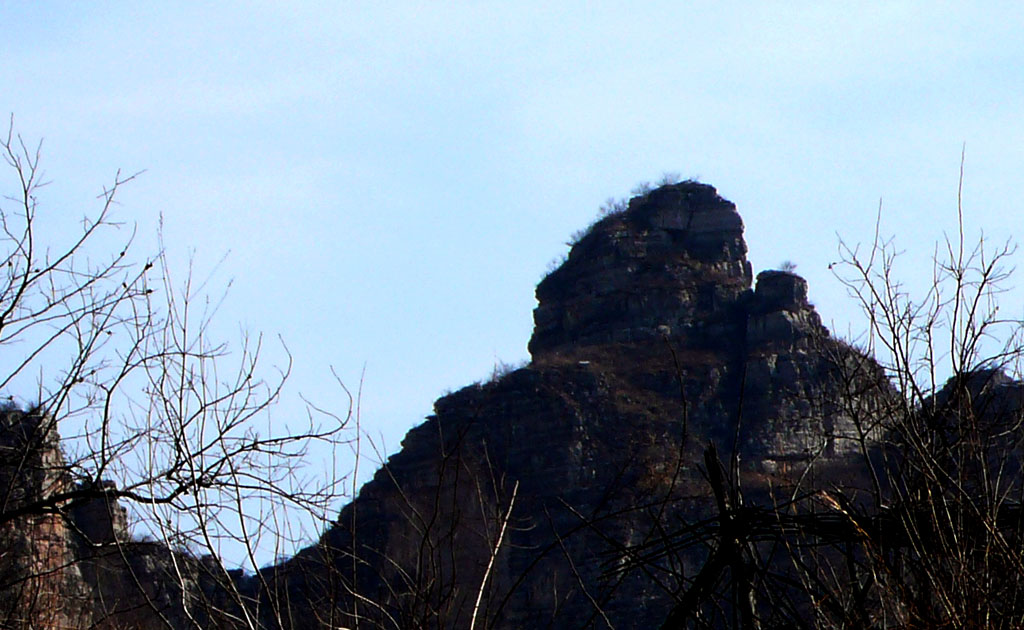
[264,181,879,628]
[0,181,917,628]
[530,182,752,356]
[528,182,850,464]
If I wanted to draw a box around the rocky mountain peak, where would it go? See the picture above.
[0,180,890,629]
[529,180,754,358]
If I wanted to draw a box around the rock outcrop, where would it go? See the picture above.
[530,183,752,356]
[267,181,880,628]
[530,182,860,466]
[0,409,241,630]
[0,409,91,629]
[0,181,926,628]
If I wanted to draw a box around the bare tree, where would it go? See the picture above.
[646,168,1024,628]
[0,120,352,630]
[810,179,1024,627]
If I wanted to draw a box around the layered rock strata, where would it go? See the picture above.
[270,181,877,628]
[0,181,904,629]
[530,183,752,356]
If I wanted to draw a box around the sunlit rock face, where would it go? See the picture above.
[0,411,232,630]
[0,410,89,630]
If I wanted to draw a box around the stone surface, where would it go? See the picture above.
[0,410,92,629]
[263,182,882,628]
[530,182,753,357]
[7,180,1013,628]
[0,410,229,630]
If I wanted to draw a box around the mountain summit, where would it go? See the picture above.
[0,181,887,629]
[265,181,875,628]
[530,182,752,356]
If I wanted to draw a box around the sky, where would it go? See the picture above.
[5,2,1024,563]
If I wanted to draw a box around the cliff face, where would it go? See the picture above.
[0,410,90,629]
[0,411,238,630]
[528,182,859,466]
[0,181,900,628]
[273,181,878,628]
[530,183,752,356]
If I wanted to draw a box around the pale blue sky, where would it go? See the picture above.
[5,2,1024,562]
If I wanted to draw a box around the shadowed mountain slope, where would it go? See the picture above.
[268,181,883,628]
